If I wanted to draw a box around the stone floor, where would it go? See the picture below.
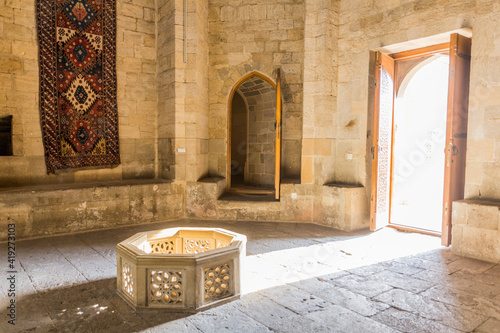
[1,219,500,332]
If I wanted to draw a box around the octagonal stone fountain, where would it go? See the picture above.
[116,227,246,312]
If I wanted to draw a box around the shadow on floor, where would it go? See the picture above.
[1,278,194,332]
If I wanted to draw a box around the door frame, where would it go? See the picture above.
[370,35,471,245]
[441,34,472,246]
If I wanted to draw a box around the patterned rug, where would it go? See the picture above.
[36,0,119,173]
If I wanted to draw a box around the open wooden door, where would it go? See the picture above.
[370,52,395,230]
[442,34,472,246]
[275,69,282,200]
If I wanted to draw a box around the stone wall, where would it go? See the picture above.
[185,179,368,231]
[0,180,184,240]
[0,0,158,187]
[157,0,209,183]
[183,0,210,182]
[207,0,305,181]
[301,0,339,185]
[2,0,500,260]
[156,0,176,180]
[336,0,499,191]
[335,0,500,260]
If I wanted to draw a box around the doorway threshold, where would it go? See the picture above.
[387,223,441,237]
[229,185,274,195]
[219,191,278,203]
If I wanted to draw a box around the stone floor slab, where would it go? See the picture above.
[371,270,436,293]
[374,288,488,332]
[291,278,390,316]
[302,304,400,333]
[232,292,297,329]
[259,284,332,315]
[420,285,500,320]
[474,318,500,333]
[1,219,499,332]
[371,307,462,333]
[326,273,394,298]
[187,303,272,333]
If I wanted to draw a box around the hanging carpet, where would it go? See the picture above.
[36,0,119,173]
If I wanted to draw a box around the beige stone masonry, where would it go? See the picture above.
[185,178,368,232]
[452,200,500,263]
[0,180,184,240]
[1,0,500,260]
[301,0,338,185]
[208,0,305,181]
[1,0,158,186]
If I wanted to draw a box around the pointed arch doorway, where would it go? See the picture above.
[227,71,282,199]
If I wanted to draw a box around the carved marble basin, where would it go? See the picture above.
[116,227,246,312]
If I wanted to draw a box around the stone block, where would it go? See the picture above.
[482,163,500,198]
[452,200,467,226]
[123,29,144,44]
[12,40,36,60]
[459,227,500,264]
[237,207,281,222]
[14,74,38,92]
[0,56,22,73]
[301,157,314,184]
[484,107,500,139]
[467,138,495,162]
[0,204,30,239]
[467,202,499,230]
[452,200,500,263]
[30,203,87,237]
[281,194,314,223]
[319,184,368,231]
[120,3,144,19]
[130,195,155,223]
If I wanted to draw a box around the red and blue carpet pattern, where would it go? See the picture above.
[36,0,119,173]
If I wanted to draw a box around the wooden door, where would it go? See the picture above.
[275,69,282,200]
[442,34,472,246]
[370,52,395,230]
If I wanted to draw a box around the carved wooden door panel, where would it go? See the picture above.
[370,52,395,230]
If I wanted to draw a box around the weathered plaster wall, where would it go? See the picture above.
[207,0,305,181]
[0,0,158,187]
